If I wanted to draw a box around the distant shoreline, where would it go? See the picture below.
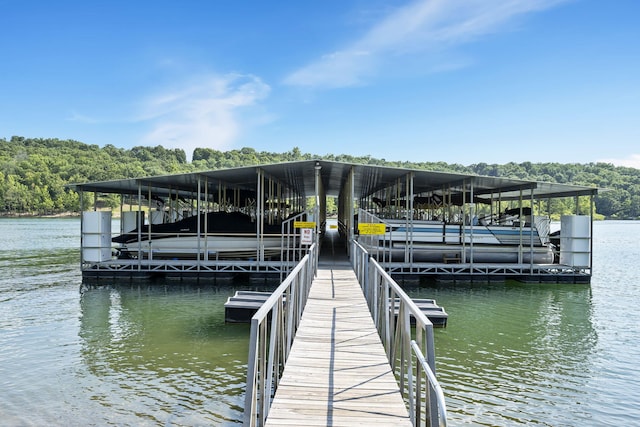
[0,211,126,219]
[0,212,80,218]
[0,212,627,220]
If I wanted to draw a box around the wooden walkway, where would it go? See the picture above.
[265,260,411,426]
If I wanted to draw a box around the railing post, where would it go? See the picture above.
[371,258,378,326]
[244,317,259,426]
[285,284,294,359]
[264,302,280,418]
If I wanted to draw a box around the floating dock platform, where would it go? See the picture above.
[225,291,448,327]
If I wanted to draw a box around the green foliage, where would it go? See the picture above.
[0,137,188,214]
[1,137,639,218]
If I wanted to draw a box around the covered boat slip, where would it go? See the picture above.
[70,160,597,282]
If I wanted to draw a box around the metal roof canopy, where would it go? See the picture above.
[69,160,598,201]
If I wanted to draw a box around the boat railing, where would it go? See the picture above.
[352,239,447,427]
[106,210,309,264]
[356,208,557,265]
[114,230,287,262]
[244,242,318,427]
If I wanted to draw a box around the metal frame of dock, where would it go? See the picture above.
[385,262,592,283]
[70,160,598,283]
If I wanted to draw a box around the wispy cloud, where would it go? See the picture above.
[599,154,640,169]
[138,73,270,159]
[284,0,568,89]
[67,111,101,124]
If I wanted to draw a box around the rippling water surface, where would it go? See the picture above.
[1,218,639,426]
[408,220,640,426]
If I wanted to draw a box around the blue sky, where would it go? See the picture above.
[2,0,639,167]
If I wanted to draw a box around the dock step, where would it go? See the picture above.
[393,297,448,327]
[225,291,448,326]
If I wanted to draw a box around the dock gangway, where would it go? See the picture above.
[244,232,447,426]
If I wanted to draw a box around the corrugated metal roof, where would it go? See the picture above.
[68,160,598,201]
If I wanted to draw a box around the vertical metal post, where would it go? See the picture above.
[119,193,123,235]
[518,188,524,264]
[80,189,85,267]
[136,182,142,271]
[470,179,475,265]
[461,180,467,263]
[349,167,355,254]
[147,186,153,261]
[314,162,321,267]
[196,175,202,267]
[204,176,209,261]
[590,193,594,271]
[244,318,259,426]
[530,186,535,269]
[257,168,264,262]
[408,173,414,265]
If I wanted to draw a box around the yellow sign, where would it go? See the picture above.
[294,221,316,229]
[329,224,338,229]
[358,223,386,235]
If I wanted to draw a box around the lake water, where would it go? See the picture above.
[1,218,639,426]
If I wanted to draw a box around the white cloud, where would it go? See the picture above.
[138,74,270,159]
[284,0,568,89]
[67,111,100,124]
[599,154,640,169]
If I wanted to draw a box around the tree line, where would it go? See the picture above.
[1,136,639,219]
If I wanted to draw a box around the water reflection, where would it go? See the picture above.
[78,282,262,426]
[407,281,597,426]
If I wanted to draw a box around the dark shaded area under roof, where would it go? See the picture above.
[68,160,598,202]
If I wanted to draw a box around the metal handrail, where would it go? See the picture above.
[352,239,446,427]
[411,340,448,427]
[244,243,317,427]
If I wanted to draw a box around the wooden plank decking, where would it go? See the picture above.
[265,264,412,426]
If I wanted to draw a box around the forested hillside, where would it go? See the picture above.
[1,136,639,218]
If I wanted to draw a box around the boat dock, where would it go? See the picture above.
[71,160,597,284]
